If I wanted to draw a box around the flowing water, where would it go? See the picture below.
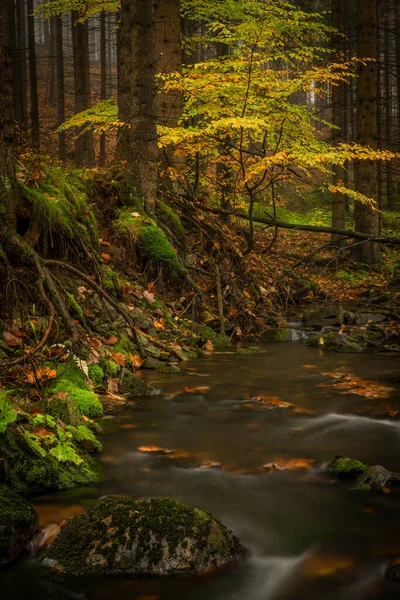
[3,342,400,599]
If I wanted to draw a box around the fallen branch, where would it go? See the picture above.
[202,206,400,246]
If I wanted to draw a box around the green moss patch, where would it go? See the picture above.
[328,456,368,480]
[237,346,267,355]
[48,364,104,419]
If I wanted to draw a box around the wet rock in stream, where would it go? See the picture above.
[328,456,400,491]
[0,484,38,566]
[42,496,247,577]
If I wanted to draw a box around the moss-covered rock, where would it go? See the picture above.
[0,485,38,566]
[306,333,363,353]
[48,364,104,419]
[119,368,160,396]
[156,200,185,240]
[303,306,345,330]
[352,465,395,491]
[43,496,247,577]
[1,427,99,496]
[46,394,82,427]
[328,456,368,480]
[260,328,305,342]
[158,364,181,374]
[142,357,162,370]
[195,324,230,350]
[237,346,267,355]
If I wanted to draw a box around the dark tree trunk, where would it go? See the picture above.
[71,11,95,167]
[116,0,158,215]
[48,16,56,106]
[56,16,66,161]
[385,12,394,211]
[16,0,28,129]
[99,9,106,166]
[0,0,18,236]
[331,0,346,243]
[154,0,183,128]
[354,0,379,264]
[8,0,22,126]
[26,0,40,148]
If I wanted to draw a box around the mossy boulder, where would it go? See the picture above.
[306,333,363,353]
[195,324,230,350]
[46,394,82,427]
[43,496,246,577]
[237,346,267,355]
[142,357,162,370]
[48,364,104,419]
[303,306,345,330]
[159,364,181,374]
[352,465,396,491]
[260,328,306,342]
[0,485,38,566]
[1,427,99,496]
[119,368,160,396]
[328,456,368,480]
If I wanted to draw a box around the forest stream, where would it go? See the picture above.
[3,341,400,600]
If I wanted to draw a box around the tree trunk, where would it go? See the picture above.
[116,0,158,215]
[48,16,56,106]
[331,0,346,244]
[55,15,65,161]
[16,0,28,129]
[99,10,106,166]
[8,0,22,126]
[154,0,183,128]
[71,11,95,167]
[385,12,394,211]
[354,0,379,264]
[26,0,40,148]
[0,0,18,236]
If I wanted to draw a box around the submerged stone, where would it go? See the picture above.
[43,496,246,577]
[237,346,267,355]
[306,333,363,353]
[0,485,38,566]
[260,327,306,342]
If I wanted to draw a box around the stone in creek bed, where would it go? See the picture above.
[119,367,160,396]
[302,306,345,330]
[0,484,38,566]
[42,496,247,577]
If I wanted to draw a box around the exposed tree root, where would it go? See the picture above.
[44,259,147,357]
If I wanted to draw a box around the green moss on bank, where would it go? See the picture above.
[48,364,104,419]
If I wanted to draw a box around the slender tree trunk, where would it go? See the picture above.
[377,7,383,234]
[385,12,394,211]
[16,0,28,130]
[0,0,18,235]
[71,11,95,167]
[99,10,106,166]
[116,0,158,215]
[48,16,56,106]
[331,0,346,244]
[55,16,65,161]
[26,0,40,148]
[354,0,379,264]
[8,0,22,126]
